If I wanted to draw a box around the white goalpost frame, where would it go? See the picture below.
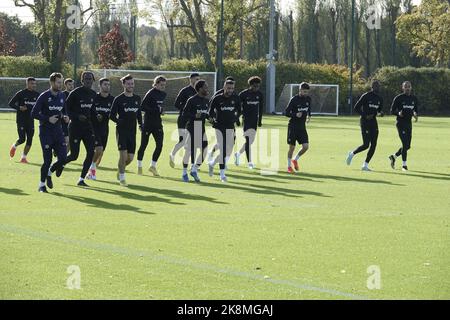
[287,83,339,116]
[0,77,48,112]
[92,69,217,114]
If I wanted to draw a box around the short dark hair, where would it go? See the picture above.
[26,77,36,83]
[120,74,133,84]
[248,76,261,85]
[190,73,200,79]
[81,71,95,81]
[225,76,235,81]
[195,79,206,92]
[225,80,235,86]
[153,75,167,85]
[64,78,74,86]
[299,82,310,90]
[99,78,110,85]
[49,72,63,83]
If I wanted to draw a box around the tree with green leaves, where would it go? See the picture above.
[396,0,450,67]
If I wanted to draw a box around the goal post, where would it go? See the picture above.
[0,70,217,113]
[0,77,49,111]
[276,83,339,116]
[91,69,217,113]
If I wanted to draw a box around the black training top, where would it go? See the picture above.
[239,88,264,125]
[8,89,39,124]
[110,93,142,132]
[390,93,419,123]
[174,85,197,116]
[354,91,383,123]
[93,93,114,131]
[208,93,241,129]
[285,95,312,129]
[65,86,97,129]
[141,88,167,128]
[182,94,210,127]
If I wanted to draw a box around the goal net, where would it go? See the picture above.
[0,77,48,110]
[0,70,217,112]
[91,69,217,113]
[276,83,339,115]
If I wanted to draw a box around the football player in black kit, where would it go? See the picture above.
[346,80,384,171]
[208,80,241,182]
[181,80,210,182]
[137,76,167,177]
[50,71,98,187]
[110,74,142,186]
[8,77,39,163]
[388,81,419,171]
[86,78,114,180]
[169,73,200,168]
[285,82,311,174]
[234,76,264,169]
[207,76,236,164]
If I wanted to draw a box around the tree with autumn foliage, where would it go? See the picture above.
[98,23,133,68]
[0,19,16,56]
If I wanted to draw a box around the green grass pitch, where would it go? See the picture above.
[0,113,449,299]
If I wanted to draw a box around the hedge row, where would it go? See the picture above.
[372,66,450,115]
[1,56,448,115]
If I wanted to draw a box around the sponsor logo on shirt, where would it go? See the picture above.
[368,103,379,109]
[297,107,309,112]
[221,106,235,111]
[48,105,63,111]
[403,105,414,109]
[247,101,259,106]
[25,101,36,107]
[124,107,138,112]
[96,107,111,112]
[80,103,92,109]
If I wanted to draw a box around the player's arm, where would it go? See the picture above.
[136,97,143,129]
[353,93,365,116]
[235,96,242,126]
[390,95,400,116]
[8,91,21,111]
[285,97,295,118]
[182,98,195,121]
[377,97,384,117]
[109,97,119,124]
[174,89,186,111]
[413,97,419,122]
[258,93,264,126]
[307,101,312,123]
[208,96,218,123]
[32,93,56,123]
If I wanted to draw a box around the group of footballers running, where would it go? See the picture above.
[8,72,419,193]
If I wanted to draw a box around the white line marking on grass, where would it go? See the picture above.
[0,223,370,300]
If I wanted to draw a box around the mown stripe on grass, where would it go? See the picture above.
[0,223,371,300]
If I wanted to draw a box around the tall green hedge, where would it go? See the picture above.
[1,56,448,115]
[372,66,450,115]
[0,56,72,78]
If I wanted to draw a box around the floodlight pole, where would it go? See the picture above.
[348,0,355,115]
[266,0,276,114]
[216,0,225,89]
[73,0,79,81]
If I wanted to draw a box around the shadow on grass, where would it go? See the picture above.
[85,183,186,206]
[94,179,228,205]
[0,187,28,196]
[232,167,402,186]
[377,170,450,182]
[50,191,155,215]
[162,176,331,198]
